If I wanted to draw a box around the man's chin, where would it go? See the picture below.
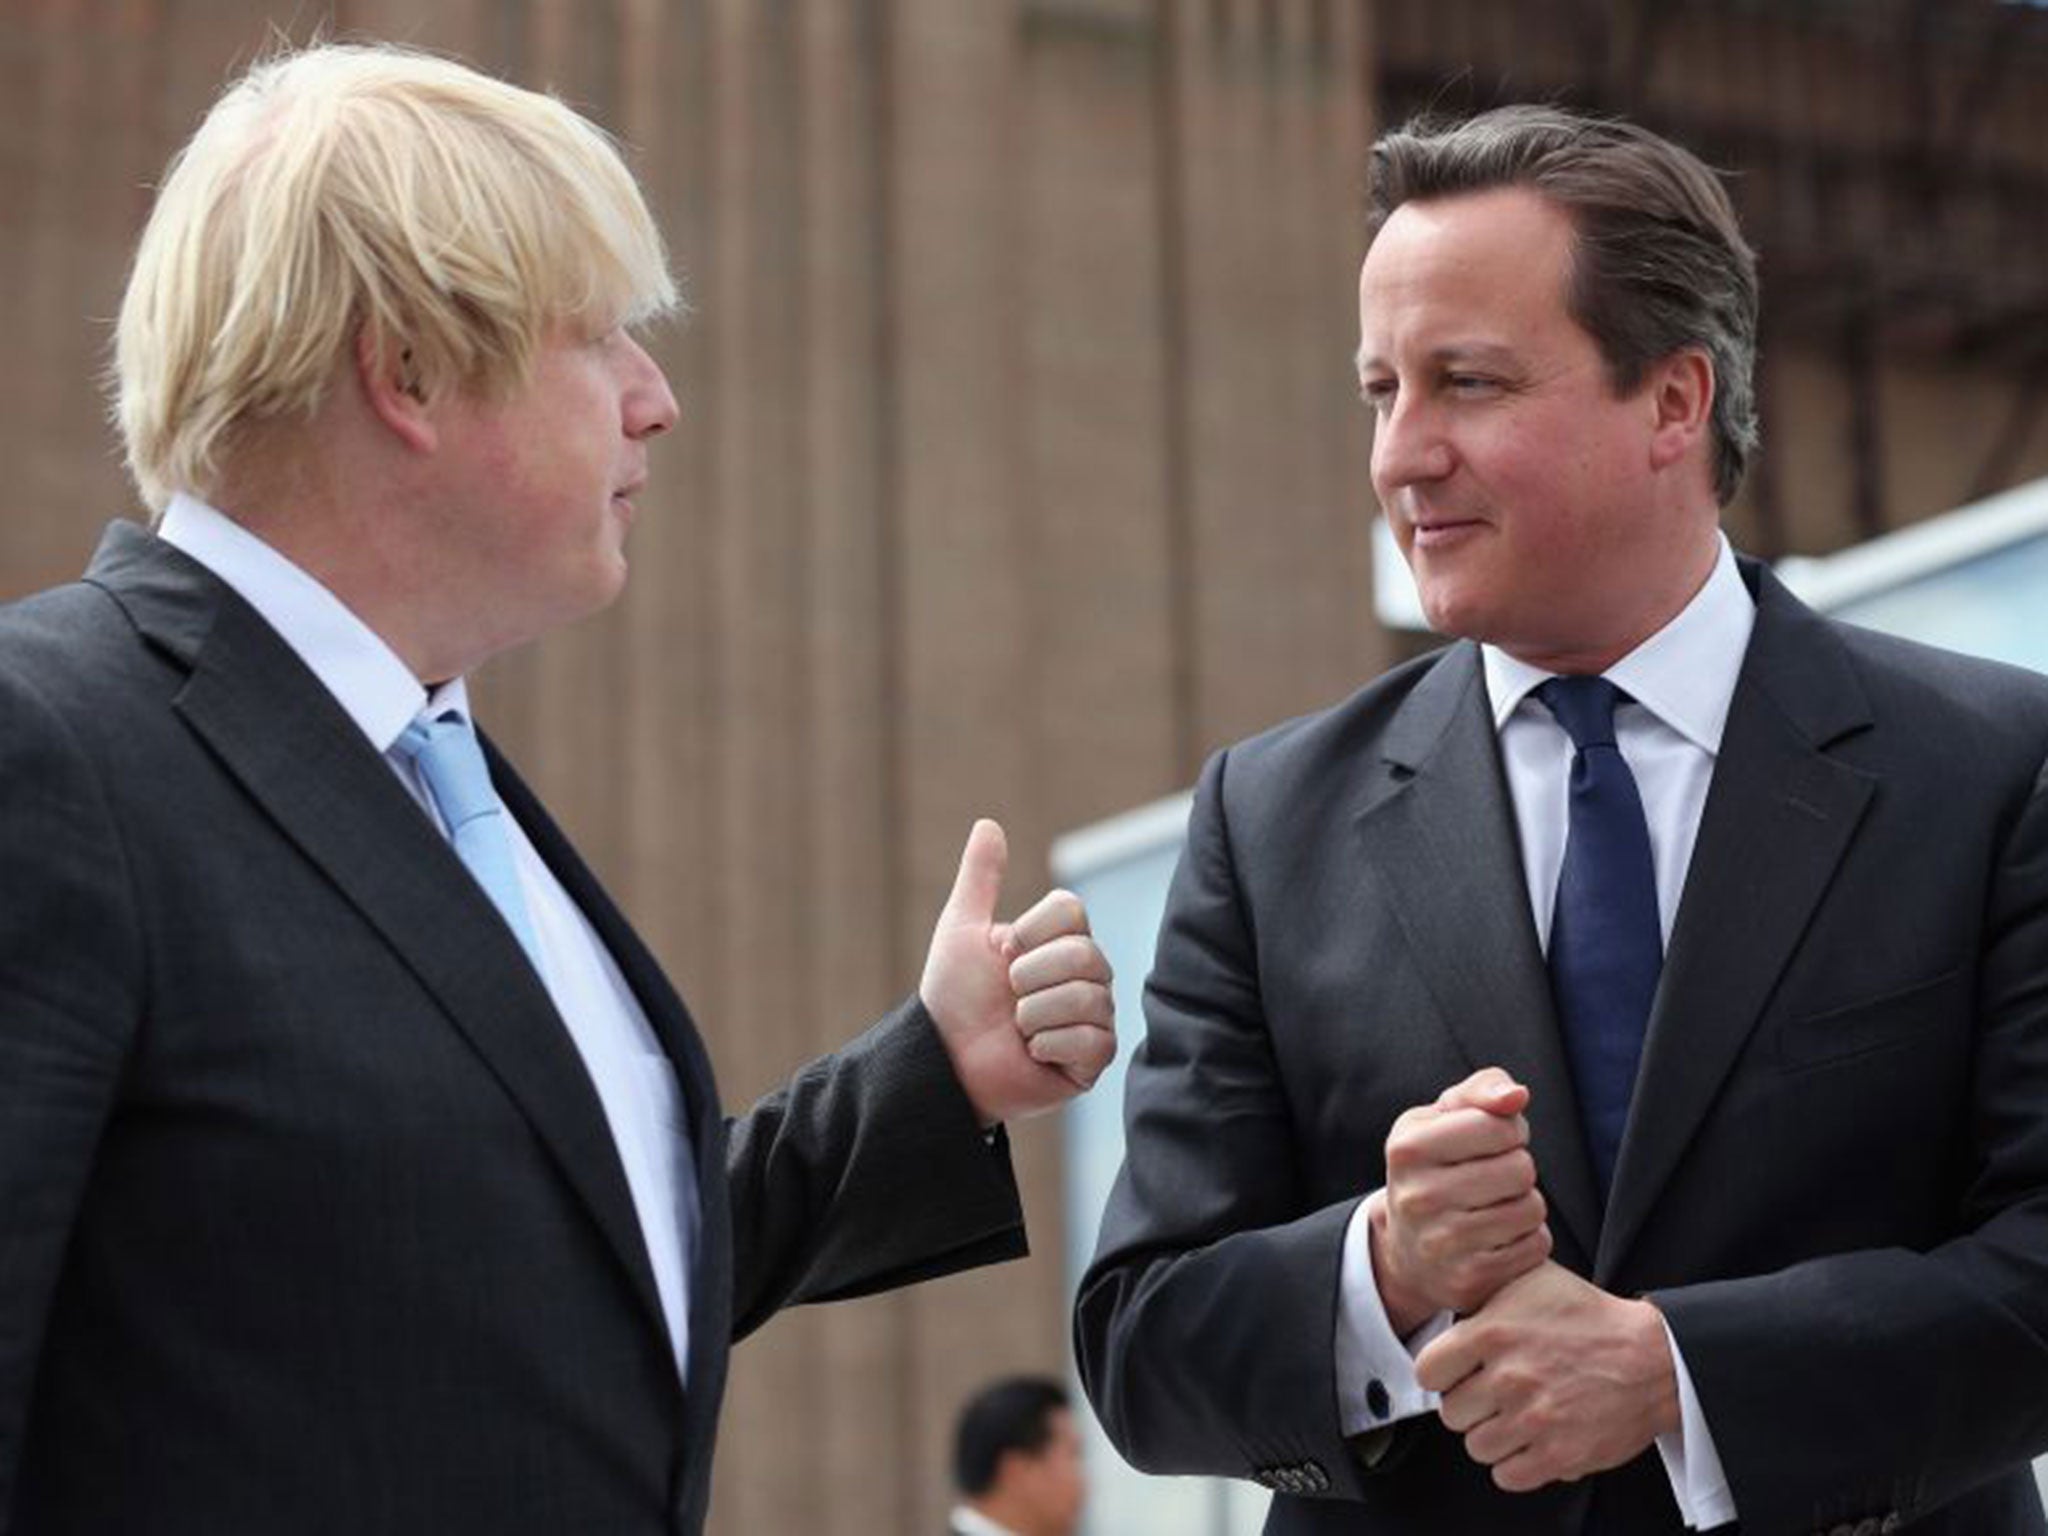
[1415,586,1493,642]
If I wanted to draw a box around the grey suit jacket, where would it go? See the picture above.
[0,522,1027,1535]
[1076,559,2048,1535]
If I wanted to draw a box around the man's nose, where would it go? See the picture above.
[1371,394,1454,490]
[626,336,679,439]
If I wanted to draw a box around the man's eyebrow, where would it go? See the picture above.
[1354,341,1520,377]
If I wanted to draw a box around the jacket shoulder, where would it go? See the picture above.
[1199,644,1470,812]
[1821,616,2048,768]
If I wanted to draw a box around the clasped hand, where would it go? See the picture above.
[1374,1068,1679,1491]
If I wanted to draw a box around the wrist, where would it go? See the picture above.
[1366,1191,1436,1339]
[1629,1295,1682,1438]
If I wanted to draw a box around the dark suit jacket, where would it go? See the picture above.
[1076,559,2048,1535]
[0,523,1027,1535]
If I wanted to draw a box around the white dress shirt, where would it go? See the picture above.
[157,494,701,1385]
[1333,536,1753,1529]
[948,1506,1021,1536]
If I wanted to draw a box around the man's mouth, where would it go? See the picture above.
[1408,515,1485,548]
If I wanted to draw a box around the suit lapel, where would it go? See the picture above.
[1356,644,1603,1263]
[87,523,672,1346]
[491,756,736,1464]
[1598,564,1877,1278]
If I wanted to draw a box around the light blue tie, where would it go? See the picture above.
[396,710,544,972]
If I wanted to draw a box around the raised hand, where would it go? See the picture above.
[919,819,1116,1126]
[1369,1067,1552,1336]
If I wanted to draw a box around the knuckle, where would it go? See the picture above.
[1050,934,1095,974]
[1461,1319,1501,1359]
[1388,1108,1432,1146]
[1389,1182,1435,1223]
[1492,1365,1537,1401]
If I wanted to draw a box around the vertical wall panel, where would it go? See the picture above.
[886,9,1047,1528]
[1174,0,1382,757]
[788,6,916,1531]
[1020,6,1181,850]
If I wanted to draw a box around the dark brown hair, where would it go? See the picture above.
[953,1376,1069,1496]
[1370,104,1759,506]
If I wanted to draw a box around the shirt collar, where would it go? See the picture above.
[948,1507,1020,1536]
[157,492,468,751]
[1481,534,1754,754]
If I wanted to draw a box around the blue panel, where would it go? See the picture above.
[1829,534,2048,676]
[1060,831,1267,1536]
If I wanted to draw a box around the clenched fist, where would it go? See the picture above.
[1369,1067,1551,1336]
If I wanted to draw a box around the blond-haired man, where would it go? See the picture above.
[0,45,1113,1535]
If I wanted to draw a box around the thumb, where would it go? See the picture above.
[941,818,1008,928]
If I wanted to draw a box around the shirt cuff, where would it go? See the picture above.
[1333,1193,1454,1436]
[1654,1316,1738,1529]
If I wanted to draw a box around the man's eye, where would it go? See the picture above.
[1447,374,1498,394]
[1360,381,1396,412]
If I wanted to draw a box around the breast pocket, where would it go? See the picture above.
[1776,967,1967,1072]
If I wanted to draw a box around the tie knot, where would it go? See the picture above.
[1536,675,1625,751]
[394,710,498,830]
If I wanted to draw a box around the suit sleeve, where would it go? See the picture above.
[1657,750,2048,1534]
[1073,749,1390,1499]
[723,998,1026,1340]
[0,674,144,1520]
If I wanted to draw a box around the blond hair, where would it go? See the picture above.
[114,42,678,511]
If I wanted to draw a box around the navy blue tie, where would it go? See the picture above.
[1537,676,1661,1201]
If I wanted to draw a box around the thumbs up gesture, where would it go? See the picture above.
[919,819,1117,1127]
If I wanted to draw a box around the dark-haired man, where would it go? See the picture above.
[1077,104,2048,1535]
[950,1377,1086,1536]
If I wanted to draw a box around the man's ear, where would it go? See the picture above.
[1647,347,1714,474]
[354,327,437,453]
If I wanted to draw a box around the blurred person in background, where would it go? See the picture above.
[0,42,1116,1536]
[951,1376,1087,1536]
